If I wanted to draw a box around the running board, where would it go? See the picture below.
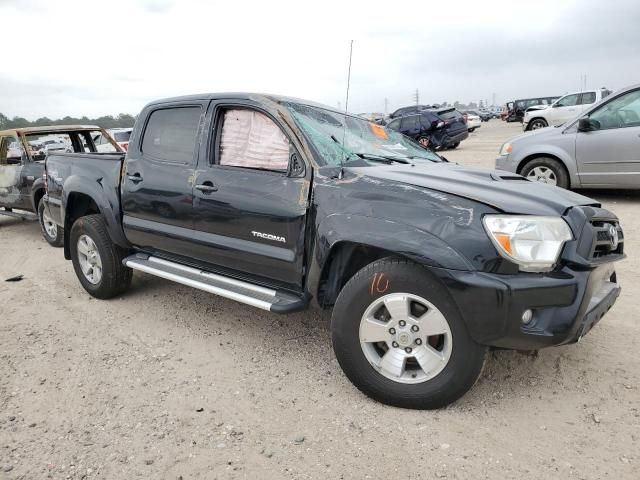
[123,254,307,313]
[0,209,37,221]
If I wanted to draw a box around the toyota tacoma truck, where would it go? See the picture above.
[0,125,121,246]
[43,94,625,409]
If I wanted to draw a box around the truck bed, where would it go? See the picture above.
[44,152,126,229]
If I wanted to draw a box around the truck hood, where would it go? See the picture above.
[356,161,598,215]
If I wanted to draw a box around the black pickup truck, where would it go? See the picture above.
[43,94,625,409]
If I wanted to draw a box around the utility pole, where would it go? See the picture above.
[413,89,419,106]
[384,97,389,115]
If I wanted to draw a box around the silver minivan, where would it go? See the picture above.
[496,84,640,189]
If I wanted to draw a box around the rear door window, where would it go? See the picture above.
[0,136,23,165]
[142,107,201,164]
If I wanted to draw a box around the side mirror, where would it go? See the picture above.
[578,117,598,132]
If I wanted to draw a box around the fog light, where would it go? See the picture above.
[522,309,533,324]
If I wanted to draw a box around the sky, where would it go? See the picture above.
[1,0,639,120]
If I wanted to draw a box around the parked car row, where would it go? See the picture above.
[497,83,640,190]
[522,88,612,131]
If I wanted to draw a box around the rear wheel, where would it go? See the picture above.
[38,198,63,247]
[331,258,487,409]
[521,157,569,189]
[70,214,132,299]
[468,127,476,133]
[417,135,431,149]
[529,118,548,130]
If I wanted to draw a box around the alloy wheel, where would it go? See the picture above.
[359,293,453,384]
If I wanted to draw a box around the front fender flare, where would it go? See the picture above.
[305,213,473,304]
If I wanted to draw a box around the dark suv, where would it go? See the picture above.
[386,108,468,149]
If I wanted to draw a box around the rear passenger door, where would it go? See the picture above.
[189,101,310,290]
[121,102,205,258]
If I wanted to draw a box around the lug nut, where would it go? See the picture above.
[399,320,406,327]
[415,338,422,345]
[405,347,412,354]
[389,327,396,335]
[392,341,399,348]
[411,325,419,332]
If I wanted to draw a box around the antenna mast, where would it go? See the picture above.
[340,40,354,170]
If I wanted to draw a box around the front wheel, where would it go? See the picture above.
[468,127,476,133]
[449,142,460,149]
[520,157,569,189]
[528,118,548,130]
[38,198,63,247]
[331,258,487,409]
[70,214,132,299]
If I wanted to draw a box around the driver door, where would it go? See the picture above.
[576,88,640,187]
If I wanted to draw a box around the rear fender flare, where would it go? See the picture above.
[61,176,129,252]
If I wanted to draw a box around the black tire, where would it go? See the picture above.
[468,127,476,133]
[331,258,487,409]
[417,135,431,149]
[520,157,569,189]
[528,118,548,130]
[449,142,460,149]
[38,198,63,247]
[70,214,132,299]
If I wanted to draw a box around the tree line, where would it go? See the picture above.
[0,112,136,130]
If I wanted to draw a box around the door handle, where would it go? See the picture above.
[127,173,143,183]
[195,181,218,193]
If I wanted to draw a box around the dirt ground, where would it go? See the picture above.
[1,120,638,479]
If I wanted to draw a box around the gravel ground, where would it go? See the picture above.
[1,120,638,479]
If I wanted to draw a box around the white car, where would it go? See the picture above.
[464,112,481,132]
[93,128,132,152]
[523,88,612,131]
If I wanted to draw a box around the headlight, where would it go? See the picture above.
[499,142,512,156]
[483,215,573,272]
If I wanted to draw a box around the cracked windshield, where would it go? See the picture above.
[287,103,442,166]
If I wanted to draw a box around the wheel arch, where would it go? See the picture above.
[516,153,574,187]
[307,214,472,308]
[525,116,548,130]
[60,179,129,259]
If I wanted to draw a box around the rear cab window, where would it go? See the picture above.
[142,107,202,164]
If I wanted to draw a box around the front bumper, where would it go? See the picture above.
[432,262,620,350]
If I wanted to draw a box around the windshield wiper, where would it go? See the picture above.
[353,153,411,165]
